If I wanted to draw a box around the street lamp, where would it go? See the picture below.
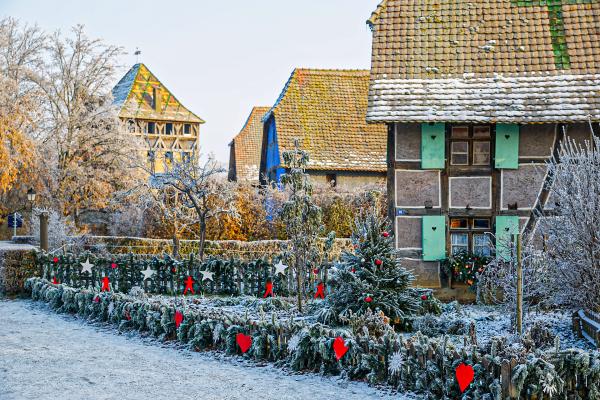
[27,188,36,204]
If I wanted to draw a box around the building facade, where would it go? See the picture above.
[112,63,204,173]
[366,0,600,287]
[260,69,387,188]
[229,106,270,184]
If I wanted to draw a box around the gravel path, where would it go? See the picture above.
[0,299,403,400]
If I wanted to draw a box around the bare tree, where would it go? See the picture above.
[149,153,238,260]
[537,134,600,312]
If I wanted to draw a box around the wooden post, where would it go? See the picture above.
[515,233,523,337]
[39,212,49,252]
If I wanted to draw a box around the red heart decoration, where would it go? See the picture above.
[456,363,474,393]
[174,311,184,329]
[333,336,349,361]
[236,333,252,353]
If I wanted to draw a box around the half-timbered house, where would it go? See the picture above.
[366,0,600,287]
[112,63,204,174]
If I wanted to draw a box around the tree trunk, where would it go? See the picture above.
[199,219,207,261]
[172,233,180,260]
[296,257,303,313]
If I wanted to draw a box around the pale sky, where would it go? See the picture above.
[2,0,380,163]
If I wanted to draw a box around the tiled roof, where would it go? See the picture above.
[231,106,270,182]
[265,69,387,172]
[112,63,204,123]
[367,0,600,123]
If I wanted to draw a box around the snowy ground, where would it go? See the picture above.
[0,299,408,400]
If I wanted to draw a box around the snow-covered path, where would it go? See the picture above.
[0,299,402,400]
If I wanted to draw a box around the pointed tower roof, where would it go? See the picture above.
[112,63,205,123]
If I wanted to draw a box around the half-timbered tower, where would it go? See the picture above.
[229,106,270,184]
[366,0,600,287]
[260,69,387,188]
[112,63,204,173]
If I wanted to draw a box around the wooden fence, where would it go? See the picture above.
[573,309,600,348]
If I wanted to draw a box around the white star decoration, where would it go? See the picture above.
[274,261,288,276]
[80,258,94,274]
[200,270,214,282]
[141,266,156,280]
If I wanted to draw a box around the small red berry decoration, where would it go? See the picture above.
[111,263,117,269]
[351,268,356,273]
[382,231,389,238]
[375,259,383,266]
[421,294,428,301]
[93,296,100,303]
[171,267,176,273]
[365,296,373,303]
[313,269,319,275]
[353,244,359,249]
[52,257,59,263]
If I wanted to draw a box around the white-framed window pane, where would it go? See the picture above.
[473,141,491,165]
[473,234,492,256]
[451,141,469,165]
[451,233,469,255]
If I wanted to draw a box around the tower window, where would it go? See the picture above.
[165,123,173,135]
[184,124,191,134]
[146,122,155,134]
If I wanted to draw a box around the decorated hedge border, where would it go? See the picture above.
[36,252,328,297]
[25,278,600,399]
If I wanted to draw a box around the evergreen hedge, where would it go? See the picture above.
[25,277,600,399]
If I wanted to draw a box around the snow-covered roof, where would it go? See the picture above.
[366,0,600,123]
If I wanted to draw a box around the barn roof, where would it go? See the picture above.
[230,106,270,182]
[366,0,600,123]
[112,63,204,123]
[264,68,387,172]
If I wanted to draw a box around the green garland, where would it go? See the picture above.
[442,252,491,287]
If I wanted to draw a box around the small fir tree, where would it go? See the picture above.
[324,203,419,323]
[279,141,325,313]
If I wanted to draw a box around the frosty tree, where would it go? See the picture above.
[538,134,600,312]
[279,141,325,313]
[321,200,419,324]
[32,25,144,223]
[150,152,237,260]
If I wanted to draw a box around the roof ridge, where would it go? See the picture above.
[234,106,270,141]
[367,0,387,30]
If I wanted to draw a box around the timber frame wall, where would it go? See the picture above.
[388,122,596,288]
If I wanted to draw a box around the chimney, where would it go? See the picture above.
[153,87,162,112]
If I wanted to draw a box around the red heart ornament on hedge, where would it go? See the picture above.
[174,311,183,329]
[333,336,349,361]
[236,333,252,353]
[456,363,474,393]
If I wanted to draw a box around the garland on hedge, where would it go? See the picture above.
[35,252,314,297]
[442,252,491,287]
[25,277,600,399]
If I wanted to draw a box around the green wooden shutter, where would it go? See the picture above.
[421,123,445,169]
[422,216,446,261]
[495,124,519,169]
[495,216,519,260]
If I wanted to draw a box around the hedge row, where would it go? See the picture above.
[0,249,36,295]
[25,278,600,399]
[84,236,353,260]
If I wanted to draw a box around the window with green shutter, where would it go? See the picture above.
[495,216,519,260]
[422,216,446,261]
[421,123,445,169]
[495,124,519,169]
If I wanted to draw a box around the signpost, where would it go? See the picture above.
[7,212,23,238]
